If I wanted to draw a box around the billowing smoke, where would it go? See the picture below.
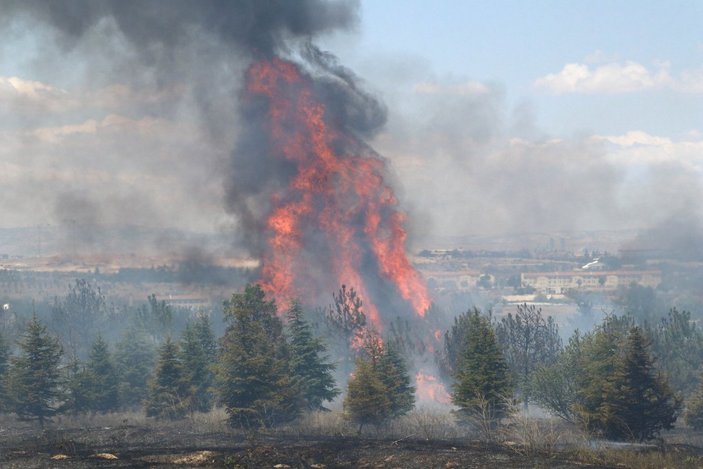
[1,0,362,257]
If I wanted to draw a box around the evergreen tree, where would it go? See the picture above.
[115,328,155,409]
[179,315,217,414]
[377,342,415,418]
[85,336,119,413]
[611,327,680,441]
[573,315,631,437]
[286,301,339,411]
[574,319,681,441]
[6,316,64,425]
[216,284,300,428]
[62,357,92,414]
[344,356,391,433]
[684,373,703,430]
[144,337,188,419]
[452,310,512,426]
[0,332,8,411]
[437,307,481,382]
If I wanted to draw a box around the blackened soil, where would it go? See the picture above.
[0,424,617,468]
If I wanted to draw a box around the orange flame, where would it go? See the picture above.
[246,57,430,328]
[415,371,451,405]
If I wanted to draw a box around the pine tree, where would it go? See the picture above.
[611,327,680,441]
[574,319,681,441]
[179,315,217,414]
[452,310,512,427]
[115,328,156,409]
[0,332,9,411]
[216,284,300,428]
[685,373,703,430]
[85,336,119,413]
[344,356,391,433]
[286,301,339,411]
[377,342,415,418]
[62,357,92,414]
[144,337,188,419]
[6,316,64,425]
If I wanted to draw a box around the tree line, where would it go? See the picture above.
[3,280,703,442]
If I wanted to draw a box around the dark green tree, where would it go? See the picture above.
[573,315,632,437]
[0,332,8,411]
[179,315,217,414]
[115,328,156,409]
[144,337,188,419]
[574,318,681,441]
[495,303,562,409]
[6,316,64,425]
[85,335,119,413]
[452,310,512,427]
[609,326,680,441]
[216,284,299,428]
[344,356,391,433]
[437,307,482,382]
[286,301,339,411]
[377,342,415,418]
[62,357,92,414]
[684,373,703,430]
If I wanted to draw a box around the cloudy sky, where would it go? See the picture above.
[1,0,701,250]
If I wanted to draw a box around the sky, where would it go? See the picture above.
[0,0,702,252]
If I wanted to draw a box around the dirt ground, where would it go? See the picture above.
[0,423,618,469]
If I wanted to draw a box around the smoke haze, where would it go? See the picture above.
[1,0,701,259]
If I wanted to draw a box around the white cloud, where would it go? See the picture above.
[534,61,672,94]
[414,80,490,96]
[593,130,703,169]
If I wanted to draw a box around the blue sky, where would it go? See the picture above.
[324,0,703,137]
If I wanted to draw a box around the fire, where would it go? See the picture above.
[415,371,451,405]
[247,57,430,328]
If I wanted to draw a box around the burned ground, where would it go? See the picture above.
[0,418,619,469]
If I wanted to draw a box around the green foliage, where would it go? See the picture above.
[286,301,339,411]
[145,337,188,419]
[684,374,703,430]
[134,294,174,341]
[495,303,562,408]
[115,328,156,409]
[343,331,415,430]
[377,342,415,418]
[85,336,119,413]
[531,331,584,423]
[179,314,217,413]
[646,308,703,396]
[0,332,8,410]
[62,358,92,414]
[216,284,300,429]
[344,356,391,431]
[6,316,64,424]
[574,318,681,441]
[612,327,680,441]
[50,279,107,359]
[437,307,481,382]
[451,310,512,425]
